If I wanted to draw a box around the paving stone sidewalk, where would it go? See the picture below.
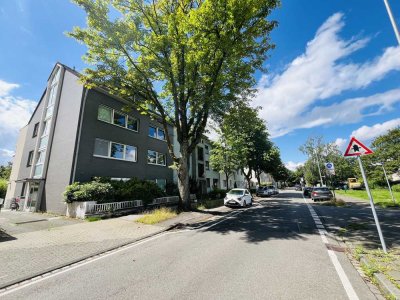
[0,205,233,289]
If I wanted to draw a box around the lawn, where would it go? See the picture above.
[336,189,400,208]
[136,207,177,225]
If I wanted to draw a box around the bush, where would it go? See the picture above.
[392,184,400,193]
[63,181,113,203]
[207,188,227,200]
[111,178,166,205]
[0,179,7,199]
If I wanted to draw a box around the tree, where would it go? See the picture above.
[0,162,12,180]
[300,136,356,186]
[360,127,400,186]
[69,0,279,210]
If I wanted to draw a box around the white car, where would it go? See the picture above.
[224,189,253,207]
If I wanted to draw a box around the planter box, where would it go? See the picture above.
[66,201,96,219]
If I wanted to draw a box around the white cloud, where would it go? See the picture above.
[0,79,19,97]
[0,80,36,164]
[254,12,400,138]
[0,149,15,158]
[334,138,347,151]
[285,161,304,171]
[351,118,400,142]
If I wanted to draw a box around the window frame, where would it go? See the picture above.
[93,138,137,163]
[148,125,166,141]
[97,105,139,133]
[147,150,167,166]
[32,123,39,138]
[27,151,34,167]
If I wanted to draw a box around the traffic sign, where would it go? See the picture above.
[325,162,335,175]
[344,137,373,157]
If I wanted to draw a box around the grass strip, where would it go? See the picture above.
[137,207,177,225]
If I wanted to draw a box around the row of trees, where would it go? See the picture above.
[69,0,280,210]
[209,105,287,190]
[291,127,400,188]
[0,162,12,199]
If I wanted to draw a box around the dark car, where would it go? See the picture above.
[311,187,333,201]
[303,187,312,198]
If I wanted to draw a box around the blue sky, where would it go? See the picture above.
[0,0,399,169]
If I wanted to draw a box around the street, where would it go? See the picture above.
[1,191,378,300]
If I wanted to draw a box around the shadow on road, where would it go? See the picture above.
[186,191,317,244]
[0,227,17,242]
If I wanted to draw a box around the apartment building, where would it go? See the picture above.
[5,63,173,214]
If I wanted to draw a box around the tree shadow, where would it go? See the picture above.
[185,193,318,244]
[313,201,400,250]
[0,227,17,242]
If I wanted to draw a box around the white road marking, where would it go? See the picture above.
[302,195,359,300]
[0,205,253,296]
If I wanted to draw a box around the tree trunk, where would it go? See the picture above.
[178,145,191,211]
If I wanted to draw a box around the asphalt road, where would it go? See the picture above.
[1,191,378,300]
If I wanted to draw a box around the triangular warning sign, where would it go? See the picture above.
[344,137,374,157]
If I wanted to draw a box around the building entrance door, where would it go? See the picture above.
[26,182,39,212]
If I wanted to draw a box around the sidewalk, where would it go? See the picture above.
[0,207,229,289]
[314,194,400,298]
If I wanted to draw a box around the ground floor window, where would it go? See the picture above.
[206,178,211,188]
[213,179,218,189]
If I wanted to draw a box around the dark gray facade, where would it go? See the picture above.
[6,63,173,215]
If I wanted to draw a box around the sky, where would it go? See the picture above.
[0,0,399,169]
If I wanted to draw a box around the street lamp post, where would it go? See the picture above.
[383,0,400,45]
[373,162,396,204]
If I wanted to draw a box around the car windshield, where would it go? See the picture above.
[313,188,330,192]
[228,189,244,195]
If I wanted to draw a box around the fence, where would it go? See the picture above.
[151,196,180,205]
[86,200,143,214]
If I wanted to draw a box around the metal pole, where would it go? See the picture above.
[383,0,400,45]
[382,164,396,203]
[314,150,324,186]
[358,156,387,253]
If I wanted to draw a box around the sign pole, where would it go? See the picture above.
[357,156,387,253]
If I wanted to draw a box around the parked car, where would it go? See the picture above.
[224,188,253,207]
[256,186,270,197]
[267,185,279,195]
[311,187,333,201]
[303,187,312,198]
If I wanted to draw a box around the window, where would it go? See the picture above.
[27,151,34,167]
[205,161,210,170]
[42,121,50,137]
[93,138,137,162]
[125,145,136,162]
[110,142,124,159]
[206,178,211,188]
[39,136,48,149]
[198,163,205,178]
[45,105,54,119]
[97,105,138,132]
[223,180,227,188]
[127,117,138,131]
[149,126,166,140]
[113,111,126,127]
[34,164,43,178]
[148,150,166,166]
[33,123,39,137]
[94,139,109,157]
[20,182,27,197]
[197,147,204,161]
[205,145,209,154]
[98,106,112,123]
[213,179,218,188]
[36,151,45,164]
[149,126,157,138]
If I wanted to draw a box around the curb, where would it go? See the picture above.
[0,224,176,291]
[360,256,400,300]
